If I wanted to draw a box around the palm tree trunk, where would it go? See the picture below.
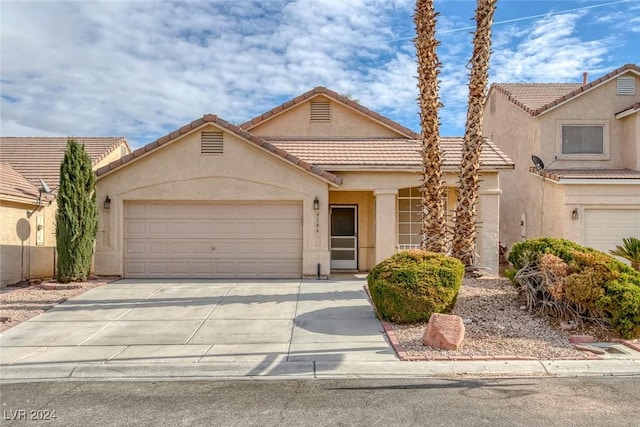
[452,0,497,266]
[415,0,446,253]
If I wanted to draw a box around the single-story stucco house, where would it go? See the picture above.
[94,87,513,279]
[0,137,131,287]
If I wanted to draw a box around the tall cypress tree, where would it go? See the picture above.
[56,138,98,282]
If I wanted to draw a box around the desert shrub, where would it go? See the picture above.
[367,250,465,324]
[508,238,640,338]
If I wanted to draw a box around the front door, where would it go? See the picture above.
[330,206,357,270]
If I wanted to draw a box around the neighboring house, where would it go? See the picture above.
[0,137,131,287]
[95,87,513,279]
[483,64,640,257]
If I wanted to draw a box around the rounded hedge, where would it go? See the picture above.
[367,250,465,324]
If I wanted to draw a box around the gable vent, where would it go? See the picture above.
[617,76,635,95]
[310,101,331,121]
[201,131,223,154]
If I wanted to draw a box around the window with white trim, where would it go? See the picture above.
[557,120,609,160]
[397,187,449,249]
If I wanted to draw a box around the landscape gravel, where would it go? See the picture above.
[0,278,109,332]
[392,276,592,359]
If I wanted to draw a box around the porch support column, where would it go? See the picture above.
[374,189,397,264]
[477,188,502,277]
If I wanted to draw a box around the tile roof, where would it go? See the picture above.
[532,168,640,182]
[240,86,421,139]
[0,162,41,202]
[265,137,514,170]
[616,101,640,118]
[491,63,640,117]
[0,137,129,191]
[95,115,343,186]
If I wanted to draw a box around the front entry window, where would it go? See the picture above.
[398,187,449,250]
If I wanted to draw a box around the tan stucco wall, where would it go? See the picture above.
[485,88,541,252]
[562,183,640,245]
[537,75,640,170]
[94,141,130,171]
[484,72,640,253]
[0,200,57,286]
[329,191,375,270]
[328,170,503,275]
[248,95,406,138]
[95,125,331,277]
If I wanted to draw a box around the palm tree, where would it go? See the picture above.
[414,0,446,253]
[610,237,640,271]
[452,0,497,267]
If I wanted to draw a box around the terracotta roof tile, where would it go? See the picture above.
[95,116,342,185]
[492,63,640,117]
[265,137,514,170]
[0,137,129,191]
[0,162,40,201]
[533,168,640,181]
[616,102,640,117]
[240,86,421,139]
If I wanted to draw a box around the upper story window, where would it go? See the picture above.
[617,76,635,95]
[557,120,609,160]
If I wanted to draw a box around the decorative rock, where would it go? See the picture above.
[569,334,594,344]
[422,313,465,350]
[560,321,577,331]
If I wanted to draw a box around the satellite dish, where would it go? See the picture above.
[38,178,52,194]
[531,155,545,171]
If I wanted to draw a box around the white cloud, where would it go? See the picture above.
[490,12,609,83]
[0,1,634,145]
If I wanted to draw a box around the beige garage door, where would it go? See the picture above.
[583,209,640,255]
[124,202,302,278]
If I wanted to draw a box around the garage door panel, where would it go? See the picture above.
[124,202,302,278]
[584,209,640,256]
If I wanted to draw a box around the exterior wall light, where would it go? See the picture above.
[572,208,579,220]
[104,195,111,210]
[313,196,320,211]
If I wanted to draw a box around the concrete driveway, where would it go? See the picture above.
[0,276,397,375]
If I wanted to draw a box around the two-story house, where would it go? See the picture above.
[484,64,640,257]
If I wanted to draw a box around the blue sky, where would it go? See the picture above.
[1,0,639,148]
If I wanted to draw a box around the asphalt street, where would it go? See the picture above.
[2,377,639,426]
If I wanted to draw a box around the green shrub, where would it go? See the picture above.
[508,238,640,338]
[367,250,465,324]
[56,138,98,283]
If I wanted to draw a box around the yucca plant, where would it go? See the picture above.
[610,237,640,271]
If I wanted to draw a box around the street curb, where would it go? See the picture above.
[2,359,639,383]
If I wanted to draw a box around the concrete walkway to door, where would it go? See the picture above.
[1,276,398,380]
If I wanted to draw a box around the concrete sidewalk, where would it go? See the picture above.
[1,277,639,382]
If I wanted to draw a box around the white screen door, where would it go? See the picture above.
[330,206,357,269]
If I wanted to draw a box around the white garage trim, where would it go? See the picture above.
[583,209,640,256]
[123,201,303,279]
